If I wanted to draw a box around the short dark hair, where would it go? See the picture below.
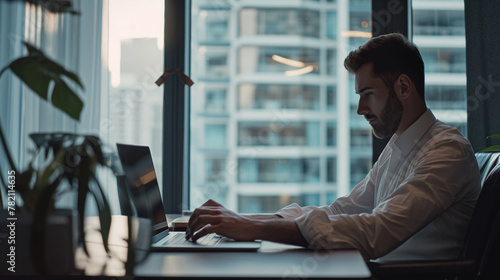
[344,33,425,99]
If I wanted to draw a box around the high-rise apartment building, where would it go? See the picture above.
[189,0,466,213]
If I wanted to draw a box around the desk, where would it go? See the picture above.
[135,242,371,279]
[81,216,371,279]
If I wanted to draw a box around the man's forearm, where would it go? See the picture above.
[245,214,284,220]
[254,219,308,247]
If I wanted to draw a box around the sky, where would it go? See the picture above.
[108,0,164,87]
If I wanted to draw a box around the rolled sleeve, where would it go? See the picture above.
[291,138,479,260]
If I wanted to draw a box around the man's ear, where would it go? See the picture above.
[395,74,412,99]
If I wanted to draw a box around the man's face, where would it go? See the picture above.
[354,63,403,139]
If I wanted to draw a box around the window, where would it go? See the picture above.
[189,0,370,212]
[183,0,466,213]
[413,0,467,136]
[106,0,165,188]
[238,84,320,110]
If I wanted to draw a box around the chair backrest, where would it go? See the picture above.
[476,152,500,186]
[459,153,500,278]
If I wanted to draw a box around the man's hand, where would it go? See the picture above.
[185,199,261,241]
[185,199,308,248]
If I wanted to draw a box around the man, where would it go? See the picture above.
[185,33,480,261]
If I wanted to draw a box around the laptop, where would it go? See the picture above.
[116,143,261,251]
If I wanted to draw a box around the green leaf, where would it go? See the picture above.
[489,134,500,141]
[89,172,112,254]
[77,159,91,256]
[7,42,84,121]
[51,78,84,121]
[9,56,51,100]
[480,145,500,152]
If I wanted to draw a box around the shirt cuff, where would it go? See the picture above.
[294,208,338,249]
[274,203,304,219]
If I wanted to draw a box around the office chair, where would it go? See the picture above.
[476,152,500,185]
[369,152,500,280]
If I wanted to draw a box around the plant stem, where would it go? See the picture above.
[0,121,18,174]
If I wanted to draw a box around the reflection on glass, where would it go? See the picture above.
[239,46,319,75]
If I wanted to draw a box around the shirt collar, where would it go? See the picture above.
[393,109,436,156]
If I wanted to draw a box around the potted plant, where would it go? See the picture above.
[0,1,145,271]
[0,38,124,274]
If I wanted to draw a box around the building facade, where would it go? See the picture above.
[189,0,466,213]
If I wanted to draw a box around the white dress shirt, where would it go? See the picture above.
[275,109,481,261]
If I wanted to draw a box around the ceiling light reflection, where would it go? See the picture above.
[272,54,305,68]
[285,65,315,76]
[341,30,372,38]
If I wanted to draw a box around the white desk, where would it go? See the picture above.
[82,216,372,279]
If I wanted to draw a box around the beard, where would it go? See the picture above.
[370,89,403,139]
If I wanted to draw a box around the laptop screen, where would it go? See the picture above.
[116,143,168,232]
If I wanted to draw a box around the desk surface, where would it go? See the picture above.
[136,242,371,279]
[81,216,371,279]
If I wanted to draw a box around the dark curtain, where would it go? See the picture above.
[465,0,500,152]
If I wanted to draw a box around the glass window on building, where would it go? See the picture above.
[239,8,320,38]
[327,49,337,76]
[326,11,337,39]
[195,9,230,42]
[205,124,227,149]
[204,157,228,187]
[238,195,302,213]
[327,122,337,146]
[327,86,337,111]
[426,85,467,110]
[204,87,227,114]
[238,158,320,183]
[204,52,229,79]
[238,121,320,147]
[413,9,465,36]
[420,48,466,73]
[327,157,337,183]
[413,0,466,137]
[237,84,320,110]
[351,129,372,148]
[350,157,371,189]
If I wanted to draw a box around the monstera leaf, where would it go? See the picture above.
[0,42,84,120]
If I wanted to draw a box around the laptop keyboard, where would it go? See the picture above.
[162,232,223,246]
